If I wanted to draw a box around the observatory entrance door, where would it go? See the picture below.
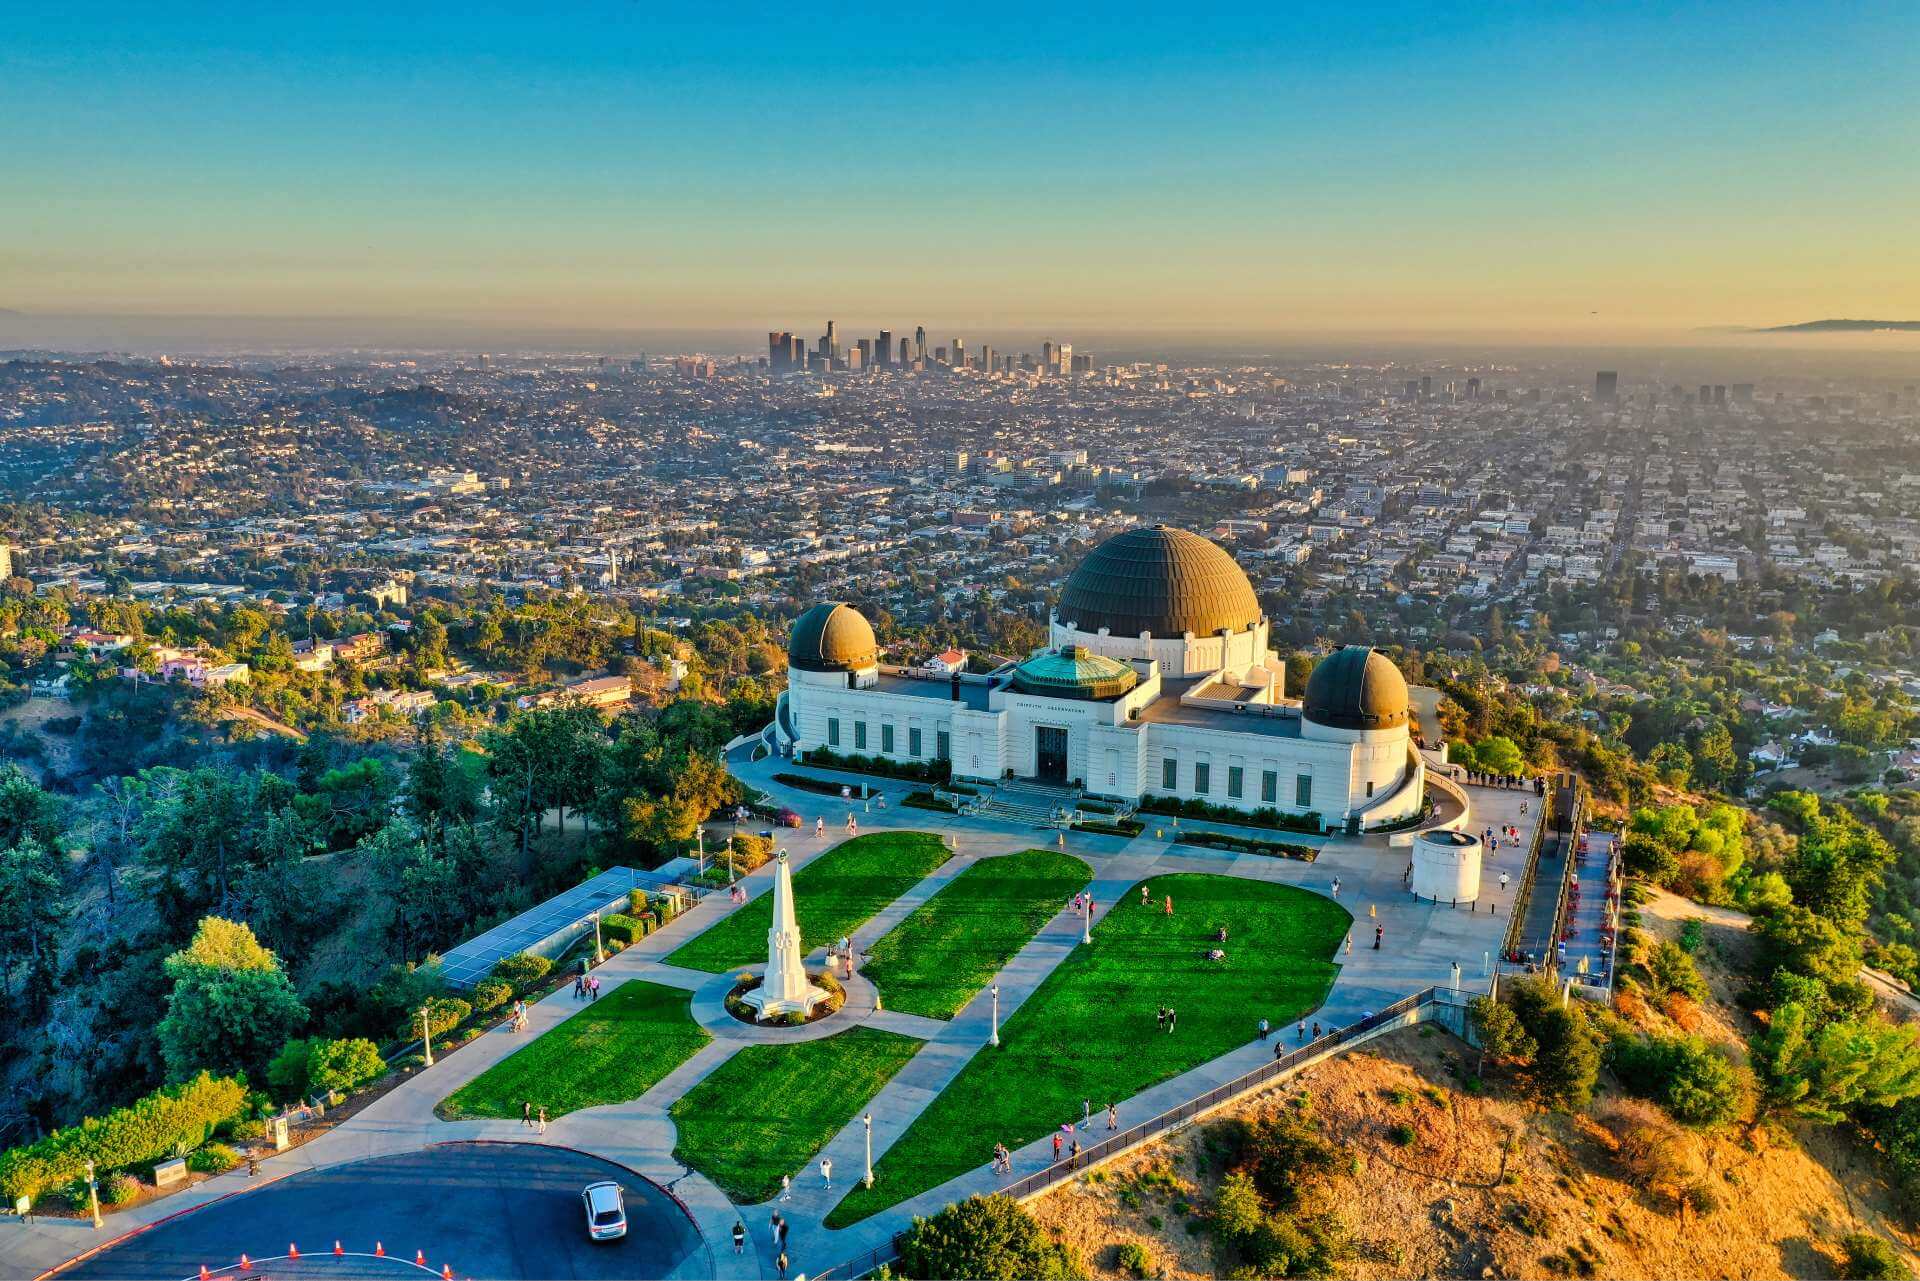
[1035,726,1069,783]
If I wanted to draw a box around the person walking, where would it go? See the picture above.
[1297,1020,1306,1042]
[1083,1097,1091,1124]
[1167,1007,1178,1034]
[732,1221,746,1255]
[1345,932,1353,955]
[1258,1016,1270,1041]
[777,1215,789,1249]
[1106,1102,1118,1131]
[1069,1136,1081,1168]
[780,1173,791,1201]
[536,1106,547,1134]
[816,816,825,837]
[1052,1132,1063,1162]
[820,1157,833,1189]
[1141,884,1150,906]
[1331,877,1341,896]
[1312,1022,1322,1039]
[1373,924,1383,950]
[522,1100,533,1128]
[1164,894,1173,916]
[775,1250,789,1281]
[1156,1006,1167,1031]
[1500,871,1511,892]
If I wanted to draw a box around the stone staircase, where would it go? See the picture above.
[965,778,1083,827]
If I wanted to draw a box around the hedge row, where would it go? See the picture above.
[1136,795,1324,833]
[0,1072,248,1202]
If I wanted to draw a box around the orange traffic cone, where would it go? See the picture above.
[442,1267,454,1280]
[374,1242,385,1257]
[288,1244,299,1259]
[239,1256,252,1272]
[334,1241,344,1256]
[416,1250,427,1267]
[199,1267,210,1280]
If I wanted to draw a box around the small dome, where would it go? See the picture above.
[1056,525,1262,638]
[788,603,877,673]
[1303,646,1409,731]
[1010,645,1140,701]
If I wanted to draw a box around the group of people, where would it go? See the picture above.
[1155,1005,1179,1033]
[572,972,602,1001]
[508,998,528,1032]
[518,1100,547,1133]
[736,1208,792,1279]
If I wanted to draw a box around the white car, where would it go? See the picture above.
[582,1181,627,1241]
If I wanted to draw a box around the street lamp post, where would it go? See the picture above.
[1081,895,1093,945]
[1450,961,1461,991]
[989,984,1001,1047]
[420,1005,434,1067]
[697,827,706,879]
[84,1160,101,1229]
[592,911,605,964]
[863,1113,874,1188]
[727,836,736,885]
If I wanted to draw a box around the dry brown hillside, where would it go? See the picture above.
[1035,1018,1920,1279]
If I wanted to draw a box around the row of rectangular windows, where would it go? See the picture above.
[826,718,949,760]
[1161,757,1313,807]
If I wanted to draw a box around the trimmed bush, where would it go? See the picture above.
[187,1143,239,1174]
[489,952,550,990]
[0,1073,247,1203]
[420,997,471,1040]
[601,913,644,947]
[306,1038,385,1094]
[102,1172,142,1207]
[470,978,513,1013]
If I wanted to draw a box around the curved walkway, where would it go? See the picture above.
[13,754,1545,1281]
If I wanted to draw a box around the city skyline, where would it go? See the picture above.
[4,3,1918,341]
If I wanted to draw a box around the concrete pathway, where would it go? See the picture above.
[8,757,1540,1281]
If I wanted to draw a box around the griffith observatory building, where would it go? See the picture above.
[771,524,1426,832]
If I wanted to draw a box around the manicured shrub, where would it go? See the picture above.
[306,1038,385,1094]
[0,1072,248,1202]
[187,1143,239,1174]
[470,979,512,1012]
[1116,1241,1154,1279]
[420,997,471,1040]
[102,1172,142,1207]
[228,1119,267,1144]
[600,913,644,946]
[489,952,550,990]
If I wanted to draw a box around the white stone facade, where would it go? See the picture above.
[777,617,1424,832]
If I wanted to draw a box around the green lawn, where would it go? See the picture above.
[436,981,710,1120]
[666,831,955,974]
[825,873,1350,1226]
[670,1027,921,1202]
[861,849,1092,1019]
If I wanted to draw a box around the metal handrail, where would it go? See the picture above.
[814,984,1464,1279]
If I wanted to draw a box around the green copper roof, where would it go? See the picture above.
[1010,646,1139,701]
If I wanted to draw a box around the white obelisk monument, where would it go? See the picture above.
[742,849,828,1020]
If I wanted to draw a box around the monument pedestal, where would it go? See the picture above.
[743,849,830,1020]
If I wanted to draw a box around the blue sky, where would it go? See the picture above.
[4,3,1917,337]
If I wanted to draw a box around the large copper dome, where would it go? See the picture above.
[1303,645,1410,731]
[787,602,878,672]
[1056,525,1262,638]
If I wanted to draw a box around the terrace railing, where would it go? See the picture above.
[814,984,1473,1279]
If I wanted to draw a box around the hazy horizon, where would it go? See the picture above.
[6,4,1919,339]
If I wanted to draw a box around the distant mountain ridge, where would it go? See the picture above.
[1760,318,1920,332]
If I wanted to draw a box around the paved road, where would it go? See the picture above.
[64,1143,711,1281]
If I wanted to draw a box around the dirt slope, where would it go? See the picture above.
[1032,1024,1920,1280]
